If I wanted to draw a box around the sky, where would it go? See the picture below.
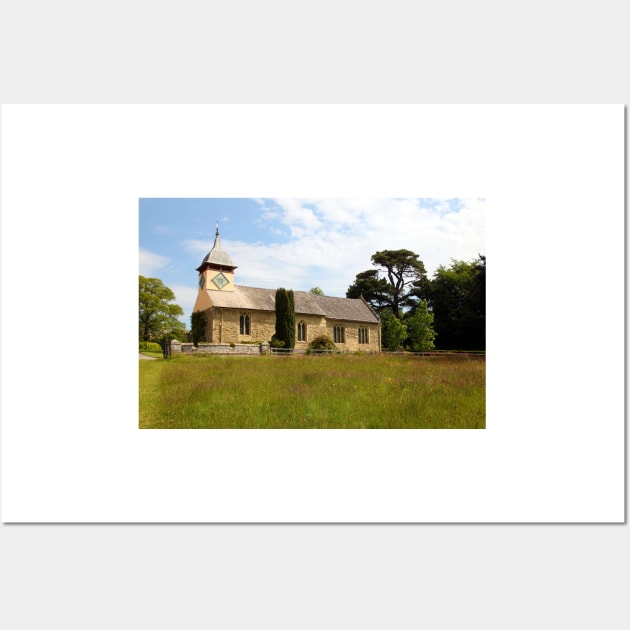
[139,197,485,329]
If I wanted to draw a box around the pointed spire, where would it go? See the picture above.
[212,222,221,249]
[196,222,236,271]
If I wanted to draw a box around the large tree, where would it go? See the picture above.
[428,255,485,350]
[139,276,185,342]
[346,249,428,318]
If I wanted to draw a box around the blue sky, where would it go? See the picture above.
[140,198,485,328]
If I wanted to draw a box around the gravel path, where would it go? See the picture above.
[139,353,158,360]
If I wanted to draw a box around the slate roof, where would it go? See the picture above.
[306,292,380,323]
[206,285,380,324]
[198,231,236,269]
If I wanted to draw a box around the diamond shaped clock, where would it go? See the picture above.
[212,272,229,289]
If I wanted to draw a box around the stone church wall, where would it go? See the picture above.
[196,307,380,352]
[324,321,380,352]
[207,308,277,344]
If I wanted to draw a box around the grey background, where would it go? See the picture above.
[1,2,627,629]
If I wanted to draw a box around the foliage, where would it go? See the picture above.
[270,337,286,349]
[139,276,185,342]
[307,335,336,351]
[381,312,407,350]
[190,311,206,347]
[139,341,162,352]
[346,249,428,318]
[403,300,436,351]
[169,329,187,342]
[274,288,296,349]
[309,287,325,295]
[139,354,486,429]
[428,255,485,350]
[346,270,391,309]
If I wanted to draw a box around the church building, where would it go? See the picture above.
[192,227,381,351]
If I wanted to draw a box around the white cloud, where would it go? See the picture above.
[252,198,485,293]
[181,198,485,298]
[182,239,212,258]
[170,284,199,309]
[139,248,170,276]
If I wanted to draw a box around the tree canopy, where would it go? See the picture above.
[347,249,484,351]
[139,276,185,341]
[346,249,428,317]
[428,255,485,350]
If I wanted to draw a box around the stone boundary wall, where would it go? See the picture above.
[172,340,270,355]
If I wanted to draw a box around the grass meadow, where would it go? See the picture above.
[139,354,485,429]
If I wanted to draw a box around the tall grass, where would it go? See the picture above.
[139,354,485,429]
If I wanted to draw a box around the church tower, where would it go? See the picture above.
[193,225,237,314]
[195,224,237,293]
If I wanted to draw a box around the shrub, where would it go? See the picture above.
[307,335,336,351]
[190,311,206,347]
[139,341,162,352]
[381,313,407,351]
[404,301,436,351]
[270,336,286,349]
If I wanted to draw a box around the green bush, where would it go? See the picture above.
[381,313,407,351]
[139,341,162,352]
[190,311,206,347]
[270,336,286,349]
[307,335,336,351]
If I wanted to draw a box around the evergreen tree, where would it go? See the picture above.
[274,288,296,349]
[286,290,296,349]
[347,249,428,318]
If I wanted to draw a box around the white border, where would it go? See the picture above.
[1,104,624,522]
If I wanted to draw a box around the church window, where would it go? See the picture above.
[358,327,369,344]
[297,321,306,342]
[333,325,345,344]
[240,313,251,335]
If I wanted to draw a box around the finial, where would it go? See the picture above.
[215,221,219,236]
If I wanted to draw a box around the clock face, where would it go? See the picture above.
[212,272,229,289]
[198,274,205,289]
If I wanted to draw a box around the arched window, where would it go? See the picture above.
[297,321,306,342]
[358,327,369,344]
[333,325,345,344]
[239,313,250,335]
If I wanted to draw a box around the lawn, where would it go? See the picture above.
[139,353,485,429]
